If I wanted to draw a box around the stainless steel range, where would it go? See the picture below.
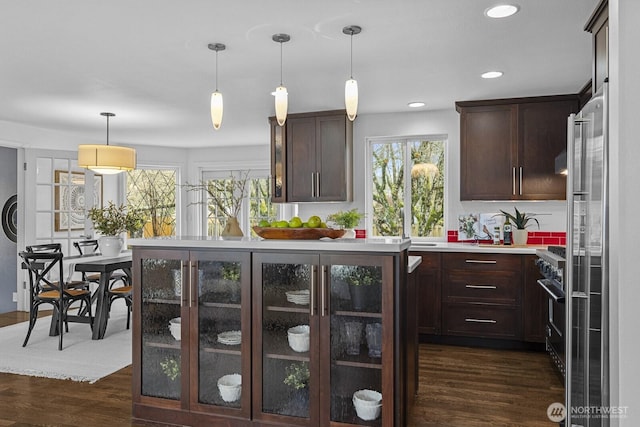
[535,245,566,378]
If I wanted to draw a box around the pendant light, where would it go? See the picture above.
[78,112,136,175]
[343,25,361,121]
[208,43,226,130]
[272,33,290,127]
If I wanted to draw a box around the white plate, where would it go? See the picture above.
[218,331,241,345]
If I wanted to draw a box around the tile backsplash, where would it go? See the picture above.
[447,230,566,246]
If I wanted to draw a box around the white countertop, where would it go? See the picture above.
[409,242,546,254]
[128,236,411,253]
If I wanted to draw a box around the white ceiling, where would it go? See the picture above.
[0,0,598,148]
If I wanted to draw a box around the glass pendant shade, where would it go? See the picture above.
[345,78,358,121]
[77,145,136,174]
[211,91,223,130]
[275,85,288,127]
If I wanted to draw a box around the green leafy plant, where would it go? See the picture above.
[283,362,310,390]
[88,201,146,236]
[334,265,381,286]
[498,207,540,230]
[160,356,180,381]
[326,209,365,229]
[221,262,240,282]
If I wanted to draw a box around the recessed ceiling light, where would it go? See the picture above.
[408,102,425,108]
[485,4,519,18]
[481,71,504,79]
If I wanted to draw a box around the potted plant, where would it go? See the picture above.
[326,208,365,238]
[282,362,310,417]
[498,207,539,246]
[185,172,249,237]
[334,265,381,310]
[88,201,145,256]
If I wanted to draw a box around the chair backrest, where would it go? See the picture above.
[25,243,62,253]
[74,240,99,256]
[19,251,66,299]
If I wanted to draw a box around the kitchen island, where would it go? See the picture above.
[128,236,414,427]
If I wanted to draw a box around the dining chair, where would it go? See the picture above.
[19,250,93,350]
[26,243,90,291]
[74,239,132,329]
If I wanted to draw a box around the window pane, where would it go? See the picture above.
[205,177,236,238]
[369,137,446,239]
[371,142,404,237]
[248,177,276,236]
[410,140,445,237]
[127,169,177,237]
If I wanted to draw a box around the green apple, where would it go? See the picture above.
[307,215,322,228]
[289,216,303,228]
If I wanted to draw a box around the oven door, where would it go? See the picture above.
[538,279,566,378]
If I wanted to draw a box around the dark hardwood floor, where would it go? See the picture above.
[0,312,563,426]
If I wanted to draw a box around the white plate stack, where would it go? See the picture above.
[286,289,310,305]
[217,330,242,345]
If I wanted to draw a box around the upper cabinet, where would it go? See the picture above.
[585,0,609,96]
[456,95,580,201]
[269,110,353,203]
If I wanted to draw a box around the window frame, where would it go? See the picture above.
[365,134,448,241]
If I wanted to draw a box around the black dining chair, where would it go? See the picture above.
[19,250,93,350]
[74,239,132,329]
[26,243,90,291]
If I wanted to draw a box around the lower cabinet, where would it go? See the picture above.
[409,252,441,335]
[132,247,404,427]
[522,254,546,343]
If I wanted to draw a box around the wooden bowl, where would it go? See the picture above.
[252,226,346,240]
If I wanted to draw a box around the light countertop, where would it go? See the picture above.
[409,242,546,254]
[128,236,411,253]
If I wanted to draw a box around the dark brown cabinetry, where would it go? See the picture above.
[585,0,609,95]
[442,253,522,340]
[456,96,580,200]
[409,252,441,335]
[522,254,546,343]
[132,246,408,427]
[269,110,353,203]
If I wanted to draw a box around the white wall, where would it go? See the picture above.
[298,108,567,234]
[608,1,640,425]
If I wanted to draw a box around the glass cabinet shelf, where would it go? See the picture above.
[202,301,241,310]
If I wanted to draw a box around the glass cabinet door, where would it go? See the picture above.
[253,253,319,425]
[138,250,189,401]
[192,251,250,417]
[324,255,393,426]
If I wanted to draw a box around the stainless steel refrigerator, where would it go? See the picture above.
[565,82,609,427]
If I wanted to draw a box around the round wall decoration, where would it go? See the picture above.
[2,194,17,243]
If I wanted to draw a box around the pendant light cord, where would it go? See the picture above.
[215,49,219,91]
[279,41,283,86]
[350,33,354,79]
[105,114,110,146]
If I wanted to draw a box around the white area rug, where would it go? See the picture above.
[0,301,131,383]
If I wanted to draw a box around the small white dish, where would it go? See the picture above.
[218,373,242,402]
[168,317,181,341]
[353,389,382,420]
[287,325,310,352]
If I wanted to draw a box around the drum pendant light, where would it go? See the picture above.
[272,33,290,127]
[78,112,136,175]
[343,25,361,122]
[208,43,226,130]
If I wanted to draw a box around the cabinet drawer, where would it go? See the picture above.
[408,251,440,269]
[443,303,520,339]
[443,252,520,271]
[443,270,520,304]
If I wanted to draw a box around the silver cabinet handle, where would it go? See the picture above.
[465,284,497,289]
[465,259,497,264]
[310,265,316,316]
[465,318,497,324]
[512,167,517,195]
[519,167,523,195]
[311,173,316,198]
[315,172,320,198]
[320,265,327,317]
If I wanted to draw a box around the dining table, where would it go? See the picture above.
[62,251,132,340]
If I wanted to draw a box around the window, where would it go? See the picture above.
[367,136,446,239]
[201,170,275,238]
[126,168,178,237]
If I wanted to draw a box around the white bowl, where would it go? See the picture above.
[217,373,242,402]
[168,317,181,341]
[353,389,382,406]
[287,325,310,352]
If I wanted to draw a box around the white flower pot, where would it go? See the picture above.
[98,236,124,257]
[512,229,528,246]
